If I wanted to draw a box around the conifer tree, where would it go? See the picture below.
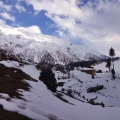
[39,68,57,92]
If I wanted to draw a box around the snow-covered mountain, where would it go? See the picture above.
[0,25,107,65]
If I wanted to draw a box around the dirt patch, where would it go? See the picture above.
[0,109,31,120]
[0,63,37,99]
[0,63,38,119]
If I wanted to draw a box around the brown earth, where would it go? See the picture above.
[0,63,37,120]
[0,63,37,99]
[0,109,32,120]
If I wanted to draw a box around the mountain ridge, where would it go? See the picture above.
[0,25,108,65]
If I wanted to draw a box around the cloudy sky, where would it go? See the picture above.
[0,0,120,56]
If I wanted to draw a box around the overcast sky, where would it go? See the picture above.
[0,0,120,56]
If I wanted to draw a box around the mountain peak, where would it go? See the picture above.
[0,25,107,65]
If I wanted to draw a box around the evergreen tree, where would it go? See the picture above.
[109,47,115,57]
[39,68,57,92]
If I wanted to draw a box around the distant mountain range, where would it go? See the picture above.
[0,25,108,65]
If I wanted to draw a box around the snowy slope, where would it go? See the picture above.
[0,60,120,120]
[56,60,120,107]
[0,25,107,65]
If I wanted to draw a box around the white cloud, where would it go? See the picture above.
[18,25,41,34]
[19,0,120,55]
[15,4,26,13]
[0,1,14,23]
[0,19,6,26]
[0,12,15,22]
[0,1,12,11]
